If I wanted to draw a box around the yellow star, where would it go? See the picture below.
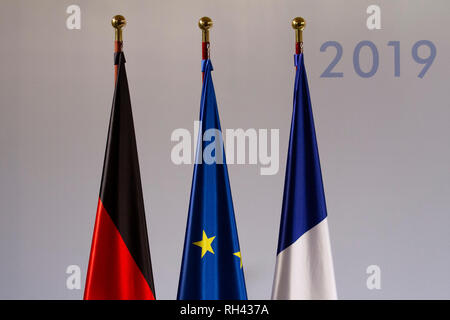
[193,230,216,258]
[233,251,243,268]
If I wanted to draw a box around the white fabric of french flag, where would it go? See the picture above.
[272,218,337,299]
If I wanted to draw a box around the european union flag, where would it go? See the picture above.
[177,59,247,300]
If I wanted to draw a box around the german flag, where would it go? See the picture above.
[84,52,155,300]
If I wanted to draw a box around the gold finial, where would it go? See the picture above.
[198,17,213,42]
[111,15,126,42]
[291,17,306,44]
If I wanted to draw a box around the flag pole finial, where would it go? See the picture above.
[112,15,126,81]
[112,15,126,43]
[199,17,213,63]
[291,17,305,54]
[198,17,213,43]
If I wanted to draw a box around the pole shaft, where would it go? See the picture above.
[111,15,126,83]
[198,17,213,83]
[292,17,305,56]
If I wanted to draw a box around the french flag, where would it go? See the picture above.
[272,54,337,300]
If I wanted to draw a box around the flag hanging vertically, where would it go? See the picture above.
[177,58,247,300]
[271,52,337,300]
[84,52,155,300]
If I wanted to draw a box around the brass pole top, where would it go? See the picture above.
[291,17,305,51]
[198,17,213,31]
[111,15,126,42]
[198,17,213,42]
[291,17,306,31]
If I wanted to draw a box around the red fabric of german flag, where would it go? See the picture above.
[84,52,155,300]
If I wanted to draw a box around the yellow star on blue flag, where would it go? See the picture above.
[193,230,216,258]
[233,251,243,268]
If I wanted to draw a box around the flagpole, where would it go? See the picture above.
[291,17,305,54]
[112,15,126,82]
[198,17,213,81]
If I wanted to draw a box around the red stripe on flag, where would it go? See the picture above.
[84,199,155,300]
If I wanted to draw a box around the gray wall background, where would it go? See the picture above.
[0,0,449,299]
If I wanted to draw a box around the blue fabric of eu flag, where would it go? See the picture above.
[177,59,247,300]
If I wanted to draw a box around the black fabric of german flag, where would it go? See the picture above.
[84,52,155,300]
